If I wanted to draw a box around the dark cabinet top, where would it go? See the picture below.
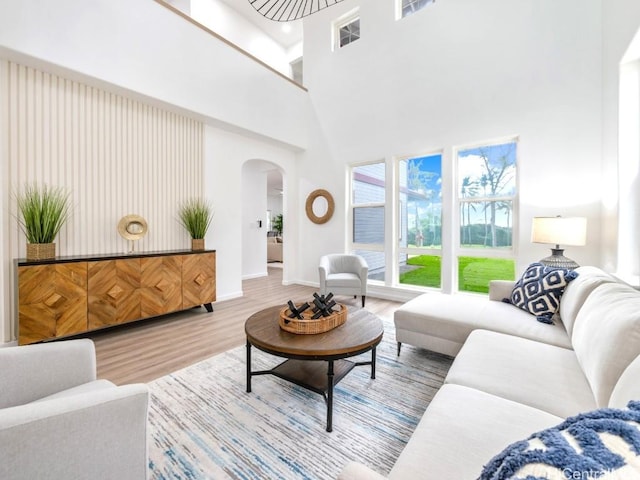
[16,249,216,266]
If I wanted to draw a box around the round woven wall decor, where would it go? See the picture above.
[305,189,335,224]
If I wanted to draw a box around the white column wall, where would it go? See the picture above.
[203,125,298,302]
[617,60,640,282]
[602,0,640,276]
[297,0,604,290]
[0,61,9,344]
[241,162,268,279]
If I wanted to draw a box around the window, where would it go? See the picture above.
[398,153,443,288]
[334,11,360,49]
[349,138,517,295]
[398,0,435,19]
[456,140,518,292]
[351,162,386,281]
[339,18,360,48]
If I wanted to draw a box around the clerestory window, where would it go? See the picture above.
[398,0,435,19]
[334,11,360,50]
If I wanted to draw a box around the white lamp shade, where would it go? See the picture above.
[531,217,587,246]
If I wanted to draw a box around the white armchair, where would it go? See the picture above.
[319,254,369,307]
[0,339,149,480]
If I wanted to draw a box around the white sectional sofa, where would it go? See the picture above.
[338,266,640,479]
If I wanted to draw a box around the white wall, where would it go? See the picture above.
[0,0,308,343]
[287,42,304,64]
[165,0,191,15]
[0,0,309,149]
[297,0,604,290]
[267,194,283,224]
[601,0,640,277]
[241,162,268,278]
[203,125,298,301]
[2,0,638,342]
[0,61,8,344]
[617,59,640,282]
[295,110,347,286]
[0,60,205,343]
[3,61,204,258]
[190,0,293,77]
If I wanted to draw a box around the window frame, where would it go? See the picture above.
[333,9,360,51]
[396,0,435,20]
[396,151,443,258]
[349,160,387,284]
[347,137,518,296]
[454,137,519,289]
[396,151,444,290]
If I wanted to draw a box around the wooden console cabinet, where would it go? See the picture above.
[17,250,216,345]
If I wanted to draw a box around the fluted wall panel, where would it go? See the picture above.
[4,61,204,259]
[2,60,204,342]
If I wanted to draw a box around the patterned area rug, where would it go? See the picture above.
[147,316,452,479]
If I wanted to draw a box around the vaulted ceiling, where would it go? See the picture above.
[218,0,303,48]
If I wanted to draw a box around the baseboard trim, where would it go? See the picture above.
[242,272,268,280]
[215,291,244,302]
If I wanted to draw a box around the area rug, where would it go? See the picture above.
[147,317,452,479]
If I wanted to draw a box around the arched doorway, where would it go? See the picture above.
[266,168,284,267]
[241,160,285,279]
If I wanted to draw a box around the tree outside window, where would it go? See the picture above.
[457,140,517,293]
[398,153,443,288]
[349,140,516,294]
[400,154,442,249]
[458,141,516,249]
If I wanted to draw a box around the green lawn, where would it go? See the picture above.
[399,255,442,288]
[399,255,515,293]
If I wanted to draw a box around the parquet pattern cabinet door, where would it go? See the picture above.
[88,259,141,329]
[182,252,216,308]
[18,263,88,345]
[17,250,216,344]
[140,255,183,317]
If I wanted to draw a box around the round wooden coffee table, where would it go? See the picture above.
[245,305,384,432]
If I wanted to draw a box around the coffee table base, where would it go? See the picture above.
[271,359,355,394]
[246,344,377,432]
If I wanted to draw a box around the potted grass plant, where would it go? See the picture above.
[16,183,71,260]
[178,198,213,251]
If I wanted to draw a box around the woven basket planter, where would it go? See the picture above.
[26,243,56,261]
[279,303,347,334]
[191,239,205,251]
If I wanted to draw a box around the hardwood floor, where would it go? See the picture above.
[91,267,403,385]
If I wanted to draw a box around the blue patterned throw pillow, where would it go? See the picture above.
[504,263,578,324]
[479,401,640,480]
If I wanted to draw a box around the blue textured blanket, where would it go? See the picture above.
[479,401,640,480]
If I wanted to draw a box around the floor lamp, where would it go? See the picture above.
[531,216,587,270]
